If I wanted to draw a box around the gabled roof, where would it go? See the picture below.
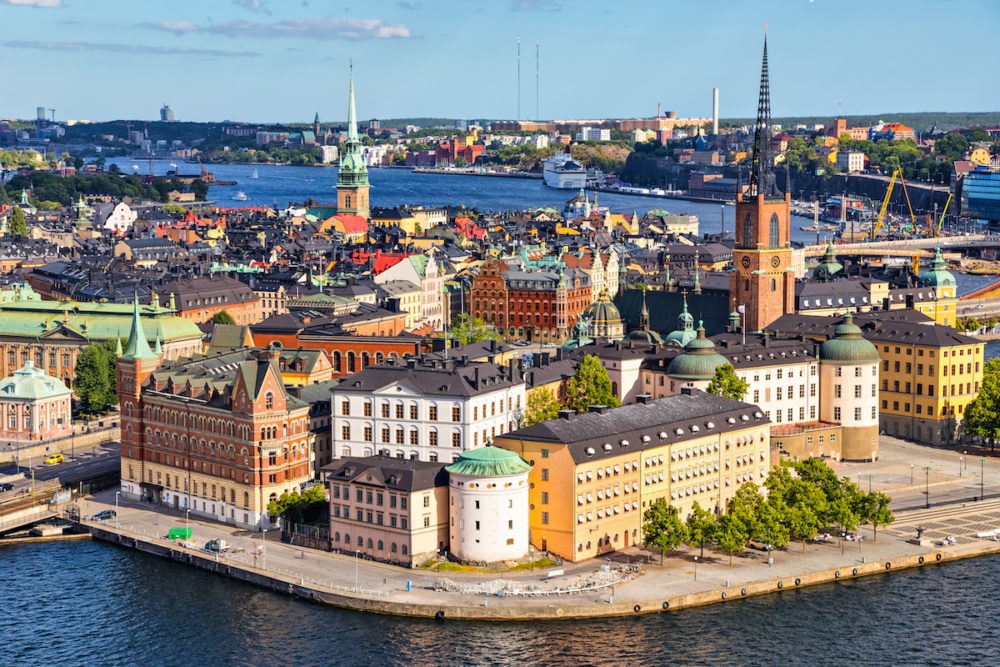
[321,456,448,492]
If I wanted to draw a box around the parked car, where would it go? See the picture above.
[0,482,14,492]
[748,540,774,552]
[44,453,64,464]
[91,509,116,521]
[205,539,230,553]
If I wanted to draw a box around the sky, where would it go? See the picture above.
[1,0,998,124]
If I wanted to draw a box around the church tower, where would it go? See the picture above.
[117,296,162,501]
[730,34,794,332]
[336,64,371,218]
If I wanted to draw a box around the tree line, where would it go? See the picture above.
[643,457,894,565]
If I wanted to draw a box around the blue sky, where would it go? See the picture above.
[1,0,998,124]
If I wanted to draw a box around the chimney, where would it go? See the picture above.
[473,365,480,389]
[558,409,575,420]
[460,353,469,366]
[635,394,652,404]
[508,358,518,380]
[680,386,694,395]
[588,404,608,414]
[407,357,418,369]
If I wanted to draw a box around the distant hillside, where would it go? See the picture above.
[719,111,1000,134]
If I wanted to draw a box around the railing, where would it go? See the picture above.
[0,508,56,533]
[81,518,388,597]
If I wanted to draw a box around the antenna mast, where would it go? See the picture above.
[516,36,521,120]
[535,39,540,121]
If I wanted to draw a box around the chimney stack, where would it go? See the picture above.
[558,409,575,420]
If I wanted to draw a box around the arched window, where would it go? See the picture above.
[769,213,780,248]
[742,212,754,248]
[264,392,274,409]
[345,194,352,208]
[771,278,777,291]
[347,351,356,373]
[333,351,342,372]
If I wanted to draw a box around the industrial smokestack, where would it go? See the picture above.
[712,87,719,135]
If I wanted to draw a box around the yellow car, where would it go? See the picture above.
[44,453,64,464]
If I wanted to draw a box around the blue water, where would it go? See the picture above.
[3,538,998,665]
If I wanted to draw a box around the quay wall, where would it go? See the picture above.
[86,523,1000,621]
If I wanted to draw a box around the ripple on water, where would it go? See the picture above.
[4,541,1000,666]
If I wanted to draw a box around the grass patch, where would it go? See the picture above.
[419,557,559,573]
[509,557,557,571]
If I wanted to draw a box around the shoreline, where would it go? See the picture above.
[73,496,1000,621]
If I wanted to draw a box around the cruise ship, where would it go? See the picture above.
[542,152,587,189]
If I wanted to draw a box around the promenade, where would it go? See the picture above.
[71,436,1000,620]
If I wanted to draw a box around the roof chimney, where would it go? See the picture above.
[635,394,652,404]
[680,386,694,395]
[558,409,576,420]
[473,364,480,389]
[588,404,608,414]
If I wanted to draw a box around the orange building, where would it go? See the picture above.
[159,276,262,326]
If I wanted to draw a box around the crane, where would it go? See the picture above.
[47,108,56,122]
[870,168,915,240]
[936,193,953,236]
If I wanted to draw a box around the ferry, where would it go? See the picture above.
[542,152,587,189]
[233,191,249,201]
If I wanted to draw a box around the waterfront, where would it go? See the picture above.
[4,536,999,665]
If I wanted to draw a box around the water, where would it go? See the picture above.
[3,539,998,665]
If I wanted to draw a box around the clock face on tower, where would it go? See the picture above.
[771,256,781,268]
[741,256,751,268]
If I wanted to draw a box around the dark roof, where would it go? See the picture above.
[766,311,979,348]
[336,358,519,397]
[503,390,768,465]
[321,455,447,492]
[159,276,259,309]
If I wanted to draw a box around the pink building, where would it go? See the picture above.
[0,362,73,441]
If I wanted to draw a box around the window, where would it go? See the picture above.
[855,385,862,398]
[742,212,754,248]
[855,367,862,377]
[430,431,438,447]
[395,404,404,419]
[410,429,419,446]
[363,402,372,417]
[429,406,438,421]
[541,491,549,504]
[541,448,549,458]
[768,212,780,248]
[381,403,389,418]
[541,512,549,525]
[834,407,841,421]
[341,425,350,440]
[341,400,350,416]
[364,426,372,442]
[855,407,862,420]
[423,516,430,528]
[452,432,460,448]
[410,404,418,420]
[541,468,549,481]
[452,406,460,422]
[835,384,841,398]
[264,393,274,409]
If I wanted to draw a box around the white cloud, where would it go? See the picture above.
[2,40,259,57]
[0,0,62,7]
[232,0,266,11]
[146,16,411,41]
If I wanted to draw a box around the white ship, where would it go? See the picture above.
[233,191,249,201]
[543,152,587,189]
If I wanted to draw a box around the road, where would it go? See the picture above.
[0,442,119,498]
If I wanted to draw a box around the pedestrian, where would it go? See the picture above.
[301,549,306,559]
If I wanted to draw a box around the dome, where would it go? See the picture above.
[627,328,663,346]
[445,446,532,477]
[920,246,956,288]
[562,318,594,351]
[813,241,843,280]
[820,312,880,364]
[665,294,696,346]
[666,323,728,381]
[580,289,623,328]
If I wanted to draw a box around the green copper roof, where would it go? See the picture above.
[667,323,727,381]
[665,294,695,346]
[337,64,369,190]
[121,296,157,361]
[813,241,843,278]
[445,446,532,477]
[820,312,880,364]
[920,246,956,288]
[0,362,72,399]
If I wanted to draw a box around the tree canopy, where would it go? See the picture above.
[706,363,749,401]
[211,310,236,325]
[964,358,1000,451]
[449,313,501,346]
[9,207,27,237]
[73,339,119,414]
[525,386,560,426]
[642,498,688,564]
[566,354,620,415]
[266,485,327,525]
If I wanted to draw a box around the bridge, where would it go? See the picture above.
[803,234,996,258]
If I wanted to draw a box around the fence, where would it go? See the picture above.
[283,523,331,552]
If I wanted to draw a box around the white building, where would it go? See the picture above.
[446,446,532,562]
[373,254,444,330]
[331,357,527,463]
[100,202,137,234]
[320,145,339,164]
[836,150,865,173]
[576,127,611,142]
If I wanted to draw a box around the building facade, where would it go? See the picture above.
[0,362,73,441]
[330,356,526,463]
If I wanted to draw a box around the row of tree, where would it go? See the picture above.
[643,458,894,565]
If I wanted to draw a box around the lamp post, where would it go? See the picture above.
[694,555,698,581]
[355,550,360,593]
[185,508,190,538]
[924,466,932,508]
[115,491,120,529]
[866,474,873,493]
[960,456,964,477]
[910,464,914,486]
[981,458,986,501]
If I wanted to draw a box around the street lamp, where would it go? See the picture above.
[910,464,914,486]
[355,550,360,593]
[115,491,120,529]
[981,458,986,501]
[694,555,698,581]
[960,456,964,477]
[185,508,190,538]
[866,474,873,493]
[924,467,932,508]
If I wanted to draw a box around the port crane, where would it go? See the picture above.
[870,169,915,240]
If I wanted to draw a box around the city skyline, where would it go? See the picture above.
[0,0,998,124]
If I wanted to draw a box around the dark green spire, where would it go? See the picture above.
[121,296,156,360]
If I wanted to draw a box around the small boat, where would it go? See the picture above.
[233,191,249,201]
[251,168,259,179]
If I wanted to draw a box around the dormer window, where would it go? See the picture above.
[264,392,274,410]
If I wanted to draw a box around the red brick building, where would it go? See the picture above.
[471,258,591,343]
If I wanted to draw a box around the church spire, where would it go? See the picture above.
[749,31,780,199]
[337,60,370,217]
[639,289,650,330]
[120,295,156,361]
[347,60,359,142]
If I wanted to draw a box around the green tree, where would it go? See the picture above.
[9,206,28,237]
[454,156,468,168]
[642,498,688,564]
[705,363,749,401]
[212,310,236,325]
[266,485,327,525]
[525,386,560,425]
[566,354,620,415]
[73,339,119,414]
[73,155,85,170]
[685,501,716,558]
[449,313,501,346]
[190,178,208,200]
[95,156,106,171]
[964,358,1000,451]
[865,492,894,541]
[714,512,749,566]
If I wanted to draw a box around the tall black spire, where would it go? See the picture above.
[749,34,781,199]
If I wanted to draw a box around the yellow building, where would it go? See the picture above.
[495,390,770,562]
[371,208,420,236]
[969,147,991,166]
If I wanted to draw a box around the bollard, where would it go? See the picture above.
[407,579,412,592]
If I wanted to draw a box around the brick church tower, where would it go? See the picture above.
[730,35,795,332]
[117,296,162,501]
[336,63,370,219]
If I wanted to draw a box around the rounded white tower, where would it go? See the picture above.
[820,312,880,461]
[446,446,532,563]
